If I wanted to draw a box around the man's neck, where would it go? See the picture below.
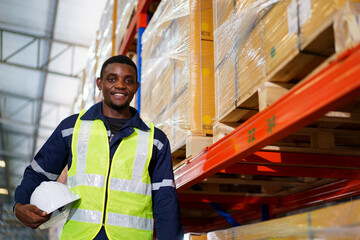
[102,104,132,119]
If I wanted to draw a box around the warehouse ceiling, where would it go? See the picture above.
[0,0,106,201]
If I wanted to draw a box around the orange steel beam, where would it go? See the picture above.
[276,179,360,215]
[178,193,278,205]
[175,45,360,192]
[182,180,360,233]
[118,0,153,54]
[219,152,360,179]
[221,164,360,179]
[241,152,360,168]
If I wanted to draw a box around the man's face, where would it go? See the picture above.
[97,63,139,112]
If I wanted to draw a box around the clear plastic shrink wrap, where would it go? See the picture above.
[82,36,99,110]
[189,0,215,135]
[79,0,137,106]
[141,0,190,152]
[213,0,360,122]
[300,0,360,52]
[334,1,360,52]
[206,199,360,239]
[95,0,137,78]
[96,0,114,78]
[300,0,359,49]
[115,0,138,53]
[141,0,215,152]
[213,0,278,121]
[73,33,100,113]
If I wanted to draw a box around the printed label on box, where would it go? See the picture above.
[287,0,298,36]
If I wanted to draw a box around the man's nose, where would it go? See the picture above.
[114,79,126,88]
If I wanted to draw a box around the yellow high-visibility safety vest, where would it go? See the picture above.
[60,110,155,240]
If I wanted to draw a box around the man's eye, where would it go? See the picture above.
[108,78,115,82]
[125,79,133,84]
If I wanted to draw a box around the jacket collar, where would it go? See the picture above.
[80,101,150,131]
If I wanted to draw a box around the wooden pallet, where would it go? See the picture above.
[214,108,360,156]
[216,1,360,127]
[180,174,335,198]
[172,134,213,168]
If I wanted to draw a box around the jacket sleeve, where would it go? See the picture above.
[14,114,77,206]
[149,128,184,240]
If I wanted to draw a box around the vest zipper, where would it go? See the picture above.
[102,134,114,226]
[109,133,114,142]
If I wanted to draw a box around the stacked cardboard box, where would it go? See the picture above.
[141,0,215,152]
[95,0,137,77]
[263,0,298,77]
[77,0,138,110]
[214,0,271,121]
[214,0,360,123]
[96,0,115,77]
[190,0,215,134]
[141,0,190,152]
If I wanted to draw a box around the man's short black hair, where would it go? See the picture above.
[100,55,138,81]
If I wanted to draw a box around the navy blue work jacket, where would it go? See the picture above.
[14,102,183,240]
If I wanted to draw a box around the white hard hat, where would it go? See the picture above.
[30,181,80,229]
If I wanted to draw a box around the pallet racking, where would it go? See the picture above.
[117,0,360,233]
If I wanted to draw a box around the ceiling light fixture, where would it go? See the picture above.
[0,188,8,195]
[0,160,5,168]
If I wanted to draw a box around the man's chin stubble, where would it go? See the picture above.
[110,102,128,111]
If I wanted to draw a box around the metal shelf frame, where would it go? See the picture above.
[174,45,360,191]
[117,1,360,231]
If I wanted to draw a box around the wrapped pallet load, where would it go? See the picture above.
[300,0,360,53]
[213,0,277,122]
[141,0,215,153]
[206,199,360,239]
[95,0,138,83]
[213,0,360,124]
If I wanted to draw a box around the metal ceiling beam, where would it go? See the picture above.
[0,90,72,107]
[0,150,31,161]
[31,0,59,159]
[0,118,58,131]
[0,90,72,131]
[0,61,81,79]
[0,27,88,78]
[0,27,88,48]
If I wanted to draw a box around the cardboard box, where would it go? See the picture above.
[263,0,298,76]
[236,22,264,106]
[300,0,360,50]
[214,0,265,121]
[190,0,215,135]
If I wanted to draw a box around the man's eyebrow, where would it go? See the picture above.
[106,73,118,77]
[125,74,135,78]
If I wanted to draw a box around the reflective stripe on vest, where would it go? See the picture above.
[107,212,154,231]
[60,110,154,240]
[69,208,102,224]
[109,178,152,196]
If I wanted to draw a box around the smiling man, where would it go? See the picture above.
[14,55,184,240]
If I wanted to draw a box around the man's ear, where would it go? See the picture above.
[96,77,102,91]
[135,81,140,92]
